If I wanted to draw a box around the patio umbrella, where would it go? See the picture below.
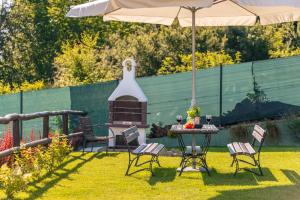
[67,0,300,106]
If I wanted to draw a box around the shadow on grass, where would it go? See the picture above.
[202,168,276,186]
[148,167,177,186]
[94,152,120,159]
[210,170,300,200]
[281,169,300,184]
[26,152,119,200]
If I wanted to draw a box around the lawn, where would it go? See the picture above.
[1,148,300,200]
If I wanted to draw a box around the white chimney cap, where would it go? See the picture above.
[108,58,147,102]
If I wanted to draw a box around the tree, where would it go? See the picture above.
[0,0,37,89]
[2,0,300,90]
[54,33,122,87]
[157,51,241,75]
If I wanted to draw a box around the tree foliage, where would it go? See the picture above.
[54,33,121,86]
[1,1,300,89]
[157,51,241,75]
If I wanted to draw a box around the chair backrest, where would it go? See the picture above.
[252,124,267,152]
[79,117,94,135]
[122,126,139,146]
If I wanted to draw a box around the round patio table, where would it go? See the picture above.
[170,124,219,174]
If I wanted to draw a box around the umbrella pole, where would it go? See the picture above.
[191,8,197,107]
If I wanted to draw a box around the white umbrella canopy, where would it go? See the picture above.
[67,0,108,17]
[67,0,300,106]
[67,0,300,26]
[67,0,213,20]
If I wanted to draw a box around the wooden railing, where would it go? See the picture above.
[0,110,87,158]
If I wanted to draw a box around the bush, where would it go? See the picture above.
[14,147,41,178]
[265,120,280,142]
[157,51,241,75]
[149,123,171,138]
[0,81,45,95]
[0,128,14,165]
[42,136,72,172]
[0,134,72,199]
[0,164,31,199]
[229,123,250,142]
[288,118,300,140]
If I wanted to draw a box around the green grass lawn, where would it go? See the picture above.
[1,148,300,200]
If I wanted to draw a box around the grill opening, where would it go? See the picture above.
[112,96,142,122]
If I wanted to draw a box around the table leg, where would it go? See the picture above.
[199,134,212,173]
[192,134,197,169]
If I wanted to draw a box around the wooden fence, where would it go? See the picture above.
[0,110,87,158]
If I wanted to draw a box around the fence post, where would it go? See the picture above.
[219,63,223,127]
[43,116,49,138]
[12,120,20,147]
[20,90,23,138]
[62,114,68,135]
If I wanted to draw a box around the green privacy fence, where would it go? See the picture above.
[137,62,255,126]
[0,83,118,139]
[69,81,118,134]
[0,87,73,140]
[1,56,300,145]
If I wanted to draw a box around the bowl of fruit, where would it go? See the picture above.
[183,121,195,129]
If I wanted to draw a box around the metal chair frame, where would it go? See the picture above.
[79,117,116,154]
[229,125,267,176]
[123,126,163,176]
[125,147,161,176]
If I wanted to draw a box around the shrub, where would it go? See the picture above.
[0,128,13,151]
[0,128,14,165]
[42,136,72,172]
[69,135,83,150]
[229,123,250,142]
[265,120,280,142]
[149,123,171,138]
[0,133,72,198]
[14,147,41,177]
[52,137,72,165]
[0,164,31,199]
[288,118,300,140]
[34,145,50,173]
[22,129,42,144]
[0,81,45,95]
[157,51,241,75]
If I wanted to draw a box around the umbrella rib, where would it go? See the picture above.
[175,7,182,18]
[229,0,258,17]
[105,7,121,16]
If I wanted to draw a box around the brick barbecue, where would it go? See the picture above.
[107,58,148,147]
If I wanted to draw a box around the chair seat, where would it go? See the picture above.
[185,146,202,155]
[227,142,256,156]
[132,143,165,156]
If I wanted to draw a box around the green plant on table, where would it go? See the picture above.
[186,106,201,120]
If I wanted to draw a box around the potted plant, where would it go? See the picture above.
[185,106,201,128]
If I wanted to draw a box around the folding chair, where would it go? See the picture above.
[227,124,267,176]
[122,126,165,176]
